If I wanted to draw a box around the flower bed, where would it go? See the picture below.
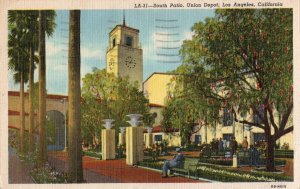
[198,157,232,166]
[18,152,38,166]
[138,159,293,182]
[30,163,67,183]
[195,164,292,182]
[83,150,102,159]
[238,156,286,166]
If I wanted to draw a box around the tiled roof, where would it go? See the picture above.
[8,110,30,116]
[8,91,68,100]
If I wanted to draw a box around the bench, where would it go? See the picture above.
[170,158,200,178]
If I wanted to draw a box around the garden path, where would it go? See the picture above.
[8,147,34,183]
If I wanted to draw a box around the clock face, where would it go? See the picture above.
[109,58,114,70]
[125,56,136,69]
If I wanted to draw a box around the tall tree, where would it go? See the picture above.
[38,10,47,165]
[162,81,221,146]
[8,12,30,154]
[27,11,39,153]
[179,9,293,171]
[67,10,84,182]
[8,11,56,154]
[37,10,56,165]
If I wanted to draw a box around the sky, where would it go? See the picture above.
[8,9,215,95]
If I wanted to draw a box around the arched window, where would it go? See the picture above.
[125,36,133,47]
[112,38,116,47]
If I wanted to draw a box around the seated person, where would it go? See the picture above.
[162,148,184,178]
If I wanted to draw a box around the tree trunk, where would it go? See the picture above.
[67,10,84,183]
[38,10,47,166]
[19,72,25,154]
[29,45,35,153]
[265,135,275,171]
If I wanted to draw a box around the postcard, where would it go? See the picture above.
[0,0,299,189]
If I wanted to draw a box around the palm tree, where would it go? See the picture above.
[36,10,56,165]
[8,11,56,154]
[8,14,30,154]
[26,11,39,153]
[67,10,84,182]
[37,10,47,166]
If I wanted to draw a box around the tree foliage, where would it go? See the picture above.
[162,75,221,145]
[81,69,152,146]
[167,9,292,171]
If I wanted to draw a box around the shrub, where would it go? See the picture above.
[30,163,68,183]
[274,149,293,158]
[83,150,102,159]
[280,143,290,150]
[138,159,293,182]
[116,144,125,158]
[198,157,232,166]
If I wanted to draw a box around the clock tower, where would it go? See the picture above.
[106,19,143,90]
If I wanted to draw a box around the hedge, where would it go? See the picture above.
[83,150,102,159]
[274,150,293,158]
[138,159,293,182]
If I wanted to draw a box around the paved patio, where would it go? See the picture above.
[48,151,206,183]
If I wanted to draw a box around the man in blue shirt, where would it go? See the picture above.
[162,148,184,178]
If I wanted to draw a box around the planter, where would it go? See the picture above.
[126,114,142,127]
[120,127,126,134]
[146,127,153,133]
[103,119,114,130]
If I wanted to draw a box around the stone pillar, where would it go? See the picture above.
[145,133,152,148]
[101,129,115,160]
[119,133,126,146]
[232,154,238,168]
[126,127,144,165]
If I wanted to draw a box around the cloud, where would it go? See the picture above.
[46,41,103,61]
[46,42,66,56]
[81,47,102,60]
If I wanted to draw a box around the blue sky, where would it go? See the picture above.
[8,9,215,95]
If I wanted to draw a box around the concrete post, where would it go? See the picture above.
[145,133,153,148]
[119,133,126,146]
[101,129,115,160]
[232,154,238,168]
[126,127,144,165]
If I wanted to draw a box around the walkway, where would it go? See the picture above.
[8,148,33,184]
[48,151,206,183]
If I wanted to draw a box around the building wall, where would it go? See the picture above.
[151,132,181,147]
[8,92,67,130]
[143,73,176,106]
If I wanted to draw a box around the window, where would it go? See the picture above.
[253,133,265,142]
[112,38,116,47]
[194,135,202,144]
[223,108,233,126]
[253,105,264,124]
[154,135,162,141]
[223,134,233,141]
[125,36,133,47]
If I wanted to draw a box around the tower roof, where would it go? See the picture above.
[109,24,139,35]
